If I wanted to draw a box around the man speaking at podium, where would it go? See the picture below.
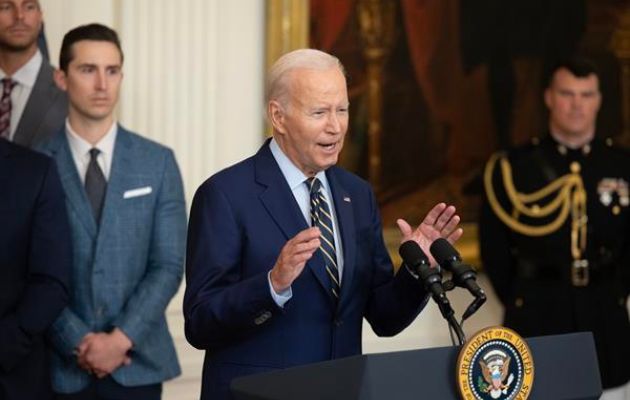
[184,48,462,400]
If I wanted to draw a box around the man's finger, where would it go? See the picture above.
[396,218,413,240]
[422,203,447,226]
[446,227,464,244]
[434,205,456,231]
[292,238,321,254]
[292,227,320,243]
[440,214,460,237]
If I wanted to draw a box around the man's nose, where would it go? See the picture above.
[14,6,25,21]
[95,71,107,90]
[327,113,342,133]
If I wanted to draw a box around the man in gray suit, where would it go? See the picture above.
[0,0,66,147]
[40,24,186,400]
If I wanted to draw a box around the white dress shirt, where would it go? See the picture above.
[0,50,42,141]
[267,138,345,306]
[65,119,118,183]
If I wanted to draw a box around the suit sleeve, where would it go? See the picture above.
[111,149,187,345]
[0,159,71,372]
[361,185,430,337]
[183,180,281,350]
[49,308,92,358]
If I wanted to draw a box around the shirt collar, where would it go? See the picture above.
[65,119,118,159]
[0,50,42,88]
[269,137,329,192]
[548,132,593,156]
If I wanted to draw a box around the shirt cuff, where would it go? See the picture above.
[267,271,292,307]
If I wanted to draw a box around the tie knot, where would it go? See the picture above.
[307,177,322,193]
[89,148,100,161]
[1,78,16,93]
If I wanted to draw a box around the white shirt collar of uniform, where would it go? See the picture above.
[0,50,42,87]
[269,137,330,193]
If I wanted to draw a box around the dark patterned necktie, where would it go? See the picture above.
[307,177,340,301]
[85,148,107,224]
[0,78,17,140]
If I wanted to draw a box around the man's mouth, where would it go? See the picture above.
[318,142,337,150]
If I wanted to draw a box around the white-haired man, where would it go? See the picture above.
[184,48,463,400]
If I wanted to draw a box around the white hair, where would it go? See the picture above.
[266,48,346,106]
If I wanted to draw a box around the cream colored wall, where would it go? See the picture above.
[39,0,265,204]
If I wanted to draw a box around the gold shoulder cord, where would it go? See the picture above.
[483,152,588,283]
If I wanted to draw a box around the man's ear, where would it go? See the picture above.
[268,100,287,135]
[53,69,67,91]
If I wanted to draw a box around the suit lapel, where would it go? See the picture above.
[326,168,356,307]
[44,131,97,238]
[13,63,60,147]
[254,141,333,302]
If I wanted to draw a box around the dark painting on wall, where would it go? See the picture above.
[309,0,627,225]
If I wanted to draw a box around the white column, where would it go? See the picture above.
[117,0,264,203]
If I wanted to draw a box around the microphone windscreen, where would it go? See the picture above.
[399,241,429,266]
[429,238,460,265]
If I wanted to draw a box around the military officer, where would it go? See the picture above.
[480,58,630,399]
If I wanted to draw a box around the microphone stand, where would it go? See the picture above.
[423,272,466,346]
[442,278,487,324]
[446,313,466,346]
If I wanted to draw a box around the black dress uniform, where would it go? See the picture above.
[480,134,630,389]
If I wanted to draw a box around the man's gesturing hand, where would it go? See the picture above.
[270,227,321,293]
[397,202,463,265]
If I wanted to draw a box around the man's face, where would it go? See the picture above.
[545,68,601,141]
[0,0,41,52]
[271,67,349,176]
[55,40,123,123]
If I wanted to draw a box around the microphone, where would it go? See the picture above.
[430,238,487,320]
[399,241,453,319]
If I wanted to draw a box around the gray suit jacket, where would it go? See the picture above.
[13,62,67,148]
[39,126,186,393]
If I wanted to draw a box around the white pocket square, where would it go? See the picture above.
[123,186,152,199]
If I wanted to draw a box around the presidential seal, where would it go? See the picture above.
[457,326,534,400]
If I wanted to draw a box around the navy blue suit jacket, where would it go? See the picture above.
[0,140,71,400]
[184,141,429,399]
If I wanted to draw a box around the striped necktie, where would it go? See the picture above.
[0,78,17,140]
[307,177,340,301]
